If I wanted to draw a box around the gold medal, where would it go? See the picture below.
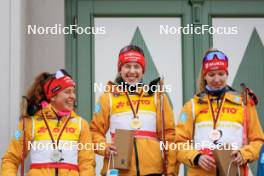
[130,118,142,129]
[125,91,144,130]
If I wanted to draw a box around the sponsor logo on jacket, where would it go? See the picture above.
[200,107,238,114]
[37,127,76,134]
[116,100,151,109]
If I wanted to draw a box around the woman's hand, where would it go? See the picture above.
[105,144,117,159]
[231,150,244,166]
[198,154,216,171]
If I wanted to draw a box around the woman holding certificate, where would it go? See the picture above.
[90,44,177,176]
[175,49,264,175]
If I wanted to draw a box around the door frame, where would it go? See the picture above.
[65,0,197,120]
[65,0,264,175]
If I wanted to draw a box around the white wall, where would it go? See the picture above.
[0,0,13,159]
[0,0,26,159]
[0,0,65,168]
[213,18,264,85]
[25,0,65,87]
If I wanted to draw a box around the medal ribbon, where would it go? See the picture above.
[41,109,71,149]
[125,89,144,119]
[207,93,226,129]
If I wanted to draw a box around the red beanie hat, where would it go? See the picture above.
[44,70,75,100]
[202,51,228,76]
[118,45,145,73]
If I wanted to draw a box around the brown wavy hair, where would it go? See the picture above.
[20,72,53,118]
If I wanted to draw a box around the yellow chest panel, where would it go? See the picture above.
[33,116,81,141]
[111,94,156,114]
[195,100,243,125]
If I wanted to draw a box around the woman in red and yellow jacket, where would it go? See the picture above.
[175,49,264,175]
[90,45,178,175]
[1,69,95,176]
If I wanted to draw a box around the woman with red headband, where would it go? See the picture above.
[90,44,177,175]
[1,69,95,176]
[175,49,264,175]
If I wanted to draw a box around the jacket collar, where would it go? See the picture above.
[195,87,242,105]
[35,104,76,119]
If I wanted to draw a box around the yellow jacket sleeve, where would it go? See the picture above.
[1,117,33,176]
[90,93,111,156]
[240,103,264,163]
[175,100,201,167]
[78,119,96,176]
[156,93,178,175]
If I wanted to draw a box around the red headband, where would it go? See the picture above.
[202,57,228,76]
[118,50,145,73]
[44,76,75,100]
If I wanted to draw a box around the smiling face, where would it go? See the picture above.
[120,62,143,85]
[204,70,228,90]
[50,86,76,112]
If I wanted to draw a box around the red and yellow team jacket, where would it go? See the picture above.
[175,90,264,176]
[90,83,178,175]
[1,104,95,176]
